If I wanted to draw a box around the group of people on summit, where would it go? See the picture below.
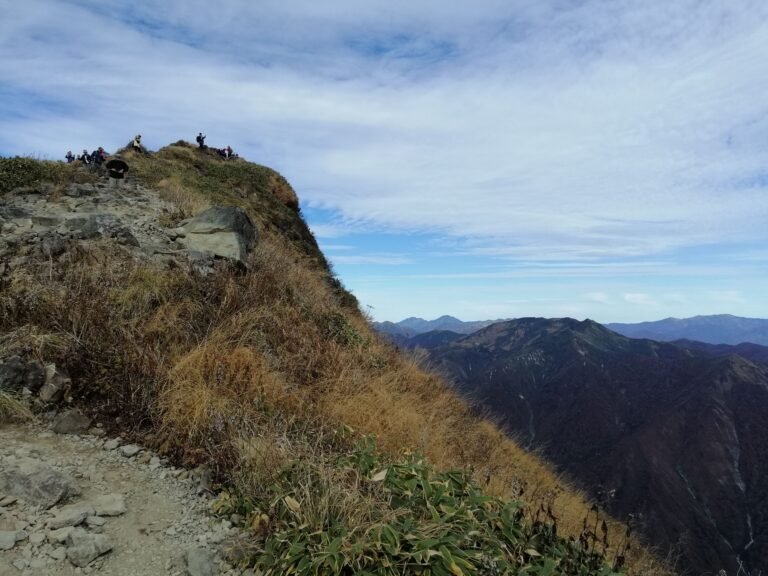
[65,147,108,166]
[196,132,238,159]
[64,132,238,184]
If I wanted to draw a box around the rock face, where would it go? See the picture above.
[0,356,44,394]
[428,318,768,575]
[66,528,113,567]
[177,206,257,264]
[52,409,92,435]
[0,459,80,509]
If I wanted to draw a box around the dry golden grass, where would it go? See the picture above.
[0,392,36,423]
[155,176,211,219]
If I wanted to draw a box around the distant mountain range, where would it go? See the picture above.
[607,314,768,345]
[373,315,507,345]
[377,314,768,347]
[424,318,768,575]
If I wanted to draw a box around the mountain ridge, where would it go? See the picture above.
[426,317,768,575]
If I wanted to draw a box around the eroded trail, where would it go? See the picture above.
[0,423,242,576]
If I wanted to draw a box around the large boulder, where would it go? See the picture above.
[0,458,81,509]
[0,356,44,394]
[177,206,257,264]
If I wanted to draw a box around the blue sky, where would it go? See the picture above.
[2,1,768,323]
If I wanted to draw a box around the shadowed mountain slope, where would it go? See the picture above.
[428,318,768,575]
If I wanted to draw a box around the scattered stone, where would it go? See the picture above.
[0,356,44,394]
[39,231,67,258]
[85,516,107,528]
[120,444,141,458]
[0,460,80,509]
[0,496,17,507]
[29,557,47,569]
[12,558,28,571]
[91,494,126,517]
[39,364,71,403]
[47,503,95,530]
[103,438,120,451]
[136,452,152,465]
[29,532,45,546]
[49,545,67,561]
[66,528,113,567]
[0,531,17,550]
[47,526,74,545]
[185,547,217,576]
[52,409,92,435]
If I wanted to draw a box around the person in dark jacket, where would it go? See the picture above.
[196,132,206,149]
[105,156,129,188]
[65,151,75,163]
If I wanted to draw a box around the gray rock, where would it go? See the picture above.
[12,558,28,571]
[52,409,92,435]
[0,530,17,550]
[90,494,126,517]
[49,546,67,561]
[179,206,257,263]
[47,503,95,529]
[184,547,217,576]
[120,444,141,458]
[65,216,102,239]
[29,532,45,546]
[111,225,140,247]
[103,438,120,451]
[66,528,113,567]
[47,526,74,544]
[85,516,106,527]
[38,364,70,403]
[0,356,45,394]
[0,460,80,509]
[39,232,67,258]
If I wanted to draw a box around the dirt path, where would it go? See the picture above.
[0,422,244,576]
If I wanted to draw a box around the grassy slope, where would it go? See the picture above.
[0,146,668,575]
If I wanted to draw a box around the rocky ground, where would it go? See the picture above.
[0,173,256,275]
[0,421,250,576]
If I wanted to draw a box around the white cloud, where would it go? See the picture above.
[586,292,610,304]
[329,254,412,265]
[623,293,656,306]
[2,0,768,298]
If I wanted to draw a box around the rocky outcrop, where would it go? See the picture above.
[0,357,44,395]
[175,206,257,264]
[0,180,260,277]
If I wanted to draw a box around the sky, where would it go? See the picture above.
[2,1,768,323]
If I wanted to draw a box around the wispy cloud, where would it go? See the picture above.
[2,1,768,321]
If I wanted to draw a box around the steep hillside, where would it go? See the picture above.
[607,314,768,345]
[428,318,768,575]
[1,147,667,574]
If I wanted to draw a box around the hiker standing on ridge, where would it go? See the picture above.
[196,132,206,149]
[105,155,129,188]
[65,151,75,163]
[131,134,143,153]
